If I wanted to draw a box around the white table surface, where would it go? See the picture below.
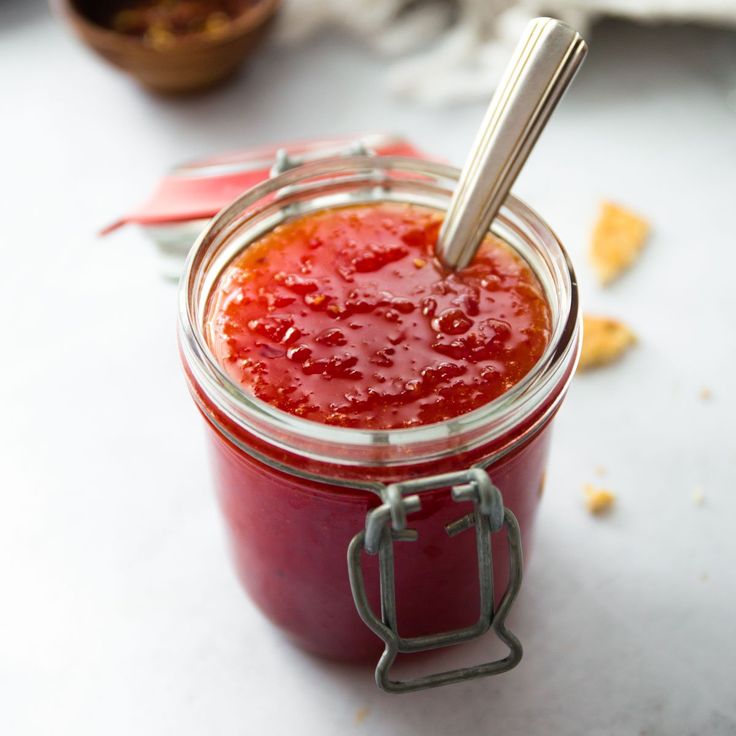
[2,4,736,734]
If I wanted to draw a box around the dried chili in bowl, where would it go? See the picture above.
[107,0,254,48]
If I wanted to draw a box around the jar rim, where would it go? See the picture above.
[178,155,580,468]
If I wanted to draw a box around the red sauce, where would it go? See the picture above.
[206,203,550,430]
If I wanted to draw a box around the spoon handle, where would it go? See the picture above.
[436,17,588,270]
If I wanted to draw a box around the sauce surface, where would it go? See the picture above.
[206,203,550,429]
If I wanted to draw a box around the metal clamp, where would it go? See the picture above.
[347,468,523,693]
[267,140,382,212]
[270,140,372,178]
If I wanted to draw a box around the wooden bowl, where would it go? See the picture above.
[51,0,280,94]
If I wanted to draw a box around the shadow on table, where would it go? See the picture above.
[570,19,736,111]
[0,0,50,34]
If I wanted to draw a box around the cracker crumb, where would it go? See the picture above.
[413,258,427,268]
[355,707,369,725]
[538,470,547,498]
[699,387,712,401]
[584,484,616,515]
[590,201,650,285]
[692,487,705,506]
[700,572,709,583]
[578,315,637,371]
[594,465,607,477]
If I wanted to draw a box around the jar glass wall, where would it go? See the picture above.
[178,156,580,663]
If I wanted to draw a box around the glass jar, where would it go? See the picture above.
[178,154,580,692]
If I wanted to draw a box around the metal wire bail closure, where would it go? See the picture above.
[347,468,523,693]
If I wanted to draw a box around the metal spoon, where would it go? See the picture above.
[435,17,588,270]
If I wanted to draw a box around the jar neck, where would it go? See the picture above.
[178,156,580,474]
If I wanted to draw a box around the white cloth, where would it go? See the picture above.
[278,0,736,104]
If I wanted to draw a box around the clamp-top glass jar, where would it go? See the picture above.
[178,153,580,692]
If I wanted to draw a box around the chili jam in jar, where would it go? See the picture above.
[179,154,580,691]
[206,203,551,429]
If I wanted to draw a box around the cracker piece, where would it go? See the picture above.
[584,484,616,515]
[591,202,650,284]
[579,315,636,371]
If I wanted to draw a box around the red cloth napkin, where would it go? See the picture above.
[102,134,427,235]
